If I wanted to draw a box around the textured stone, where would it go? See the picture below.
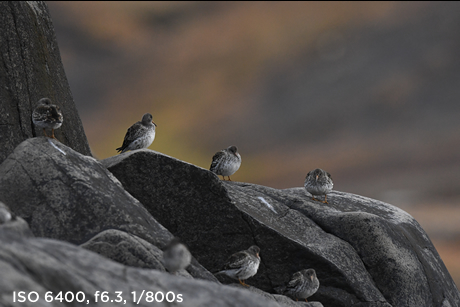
[80,229,167,272]
[0,202,33,238]
[0,230,282,307]
[0,1,91,165]
[103,149,460,307]
[0,138,170,247]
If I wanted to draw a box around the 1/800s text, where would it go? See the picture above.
[13,290,184,304]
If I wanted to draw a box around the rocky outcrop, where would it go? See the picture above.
[0,229,284,307]
[0,137,170,247]
[0,1,91,165]
[0,138,311,307]
[103,149,460,307]
[0,139,458,306]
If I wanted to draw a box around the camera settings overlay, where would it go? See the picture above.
[13,290,183,304]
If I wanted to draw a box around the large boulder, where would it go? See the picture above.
[80,229,216,281]
[0,137,218,282]
[0,229,284,307]
[0,139,320,307]
[0,1,91,165]
[103,149,460,307]
[0,137,169,247]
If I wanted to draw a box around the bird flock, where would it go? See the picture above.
[32,99,329,302]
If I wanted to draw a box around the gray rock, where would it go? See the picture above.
[0,138,170,247]
[0,138,219,283]
[0,202,33,237]
[103,149,460,307]
[0,203,12,224]
[0,1,91,165]
[229,284,322,307]
[0,230,282,307]
[80,229,167,272]
[80,229,213,281]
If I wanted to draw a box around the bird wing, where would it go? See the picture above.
[117,122,144,150]
[286,271,304,289]
[49,105,63,123]
[210,151,225,170]
[33,105,61,123]
[223,251,249,270]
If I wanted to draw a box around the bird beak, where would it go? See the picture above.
[257,253,260,259]
[311,275,314,281]
[153,121,157,126]
[316,175,319,181]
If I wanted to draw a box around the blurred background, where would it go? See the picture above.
[47,1,460,287]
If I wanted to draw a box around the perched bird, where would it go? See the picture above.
[163,237,192,274]
[275,269,320,302]
[116,113,156,154]
[215,245,260,286]
[210,145,241,181]
[32,98,63,139]
[304,168,333,204]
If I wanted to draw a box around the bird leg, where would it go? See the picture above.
[42,128,49,138]
[311,196,319,202]
[322,195,329,204]
[51,129,56,139]
[228,176,232,181]
[238,279,248,287]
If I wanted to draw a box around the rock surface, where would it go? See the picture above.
[1,139,459,306]
[0,138,170,247]
[0,138,300,307]
[0,1,91,165]
[103,148,460,307]
[0,230,283,307]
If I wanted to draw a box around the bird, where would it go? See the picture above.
[116,113,156,154]
[304,168,333,204]
[32,98,63,139]
[275,269,320,302]
[215,245,260,286]
[162,237,192,274]
[209,145,241,181]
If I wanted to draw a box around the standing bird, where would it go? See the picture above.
[275,269,320,302]
[210,145,241,181]
[116,113,156,154]
[304,168,333,204]
[32,98,63,139]
[163,237,192,274]
[215,245,260,286]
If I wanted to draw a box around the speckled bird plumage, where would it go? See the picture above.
[32,98,63,138]
[275,269,319,302]
[210,145,241,181]
[116,113,156,154]
[304,168,333,204]
[163,237,192,274]
[216,245,260,286]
